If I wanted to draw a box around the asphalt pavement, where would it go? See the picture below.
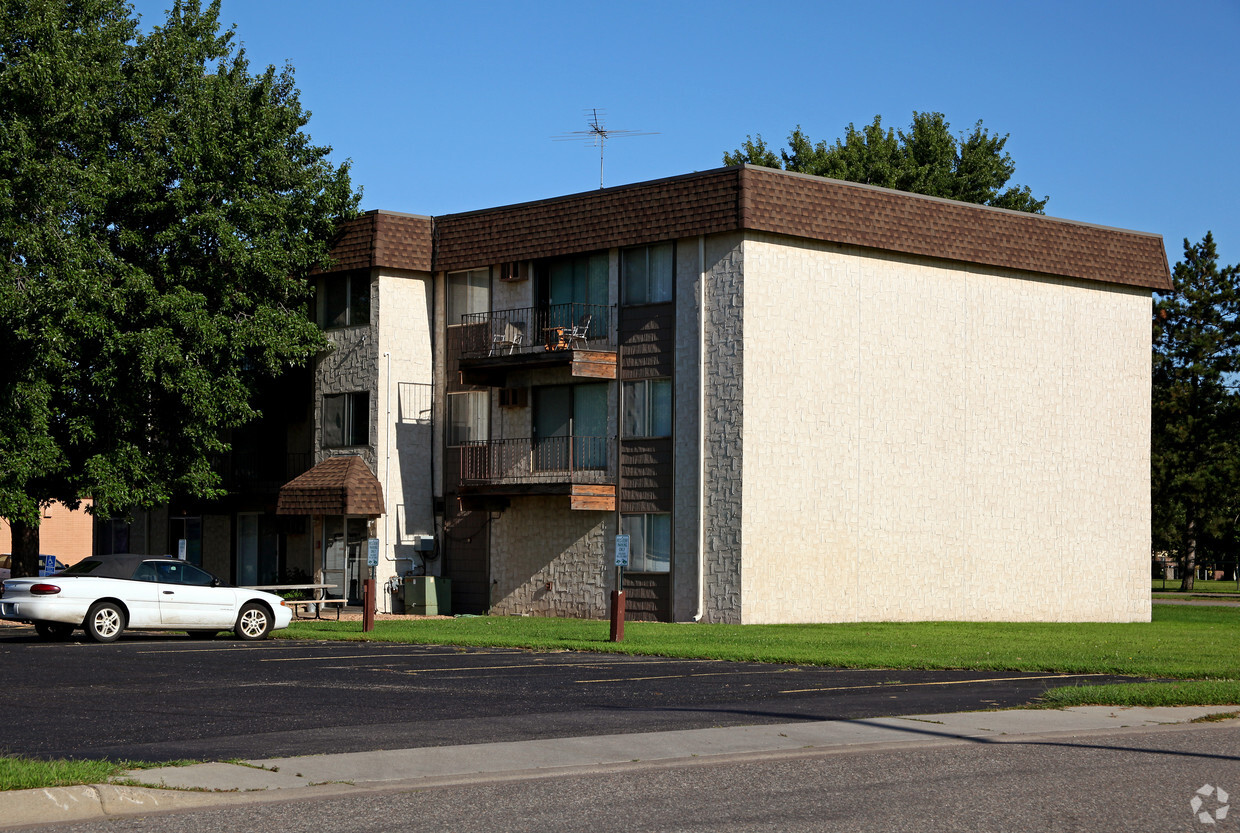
[0,623,1141,761]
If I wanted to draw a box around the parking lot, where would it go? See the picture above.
[0,623,1140,761]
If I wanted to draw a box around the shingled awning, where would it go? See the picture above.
[276,455,385,516]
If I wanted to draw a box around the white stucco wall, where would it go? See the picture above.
[739,233,1152,623]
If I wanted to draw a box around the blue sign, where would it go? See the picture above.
[38,555,58,577]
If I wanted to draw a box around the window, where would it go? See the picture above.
[324,392,370,447]
[448,268,490,323]
[448,391,489,446]
[621,513,671,572]
[155,560,216,586]
[168,516,202,567]
[623,379,672,437]
[317,271,370,329]
[622,242,673,305]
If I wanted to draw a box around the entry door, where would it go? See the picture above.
[545,253,607,332]
[533,386,571,471]
[532,384,607,472]
[322,517,346,600]
[323,516,367,605]
[345,518,367,605]
[237,513,278,587]
[572,384,607,469]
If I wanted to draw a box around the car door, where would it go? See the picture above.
[154,561,236,627]
[124,562,164,627]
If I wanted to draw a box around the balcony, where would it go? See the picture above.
[455,303,617,387]
[456,435,616,511]
[227,451,314,495]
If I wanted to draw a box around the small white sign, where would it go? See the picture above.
[614,534,630,568]
[177,539,187,561]
[367,538,380,567]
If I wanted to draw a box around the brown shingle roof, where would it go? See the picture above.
[276,455,385,516]
[323,167,1171,291]
[737,166,1171,291]
[432,169,741,271]
[316,211,432,274]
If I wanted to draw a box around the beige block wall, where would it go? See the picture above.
[740,233,1151,623]
[488,497,615,618]
[376,269,436,591]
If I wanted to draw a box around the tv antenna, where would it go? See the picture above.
[554,108,658,189]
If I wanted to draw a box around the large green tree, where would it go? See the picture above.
[724,111,1048,213]
[0,0,359,577]
[1151,233,1240,591]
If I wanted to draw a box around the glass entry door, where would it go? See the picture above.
[322,517,368,604]
[532,384,607,472]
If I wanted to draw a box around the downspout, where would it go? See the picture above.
[694,235,707,621]
[384,348,392,553]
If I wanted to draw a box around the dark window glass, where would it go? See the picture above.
[317,272,370,329]
[349,274,370,326]
[324,392,370,448]
[62,560,103,576]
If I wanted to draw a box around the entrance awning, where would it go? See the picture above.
[276,455,385,517]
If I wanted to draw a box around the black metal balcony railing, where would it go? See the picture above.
[457,303,614,360]
[228,451,313,492]
[459,436,614,486]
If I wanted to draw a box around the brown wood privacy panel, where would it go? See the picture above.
[619,303,674,380]
[623,572,671,622]
[620,437,673,513]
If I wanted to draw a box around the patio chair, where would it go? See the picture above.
[566,313,592,349]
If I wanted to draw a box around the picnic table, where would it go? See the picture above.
[242,583,346,620]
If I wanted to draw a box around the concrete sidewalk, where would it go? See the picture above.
[3,705,1236,829]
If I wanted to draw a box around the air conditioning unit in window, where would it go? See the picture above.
[498,387,528,408]
[498,261,526,282]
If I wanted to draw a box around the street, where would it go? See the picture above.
[12,723,1240,832]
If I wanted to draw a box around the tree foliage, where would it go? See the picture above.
[724,112,1048,213]
[1151,233,1240,590]
[0,0,359,575]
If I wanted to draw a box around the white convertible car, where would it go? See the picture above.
[0,554,292,642]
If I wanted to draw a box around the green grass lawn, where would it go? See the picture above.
[282,603,1240,680]
[1152,578,1239,594]
[0,758,188,792]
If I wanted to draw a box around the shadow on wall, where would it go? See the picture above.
[489,496,612,619]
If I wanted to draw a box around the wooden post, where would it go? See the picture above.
[362,578,375,632]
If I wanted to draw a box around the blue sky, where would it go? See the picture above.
[131,0,1239,270]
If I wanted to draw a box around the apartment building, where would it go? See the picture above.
[106,165,1171,623]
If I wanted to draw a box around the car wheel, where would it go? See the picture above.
[34,621,74,641]
[187,630,218,640]
[84,602,125,643]
[234,603,272,641]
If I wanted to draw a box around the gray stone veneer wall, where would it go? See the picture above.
[699,234,745,623]
[313,282,379,471]
[672,238,702,621]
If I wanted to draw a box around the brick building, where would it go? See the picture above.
[2,500,95,566]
